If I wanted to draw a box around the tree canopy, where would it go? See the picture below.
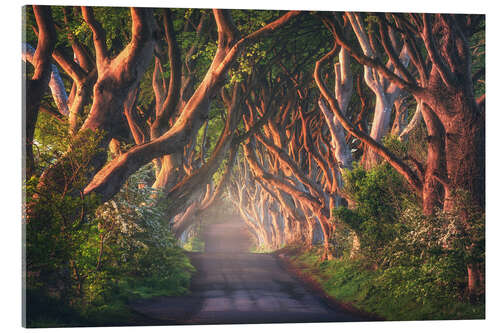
[23,6,485,325]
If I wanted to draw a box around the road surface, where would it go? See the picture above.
[130,217,364,325]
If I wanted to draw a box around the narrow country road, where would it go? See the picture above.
[130,218,364,325]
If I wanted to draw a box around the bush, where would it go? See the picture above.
[327,158,485,318]
[333,162,412,264]
[25,146,195,326]
[25,130,104,297]
[74,164,195,307]
[285,246,484,320]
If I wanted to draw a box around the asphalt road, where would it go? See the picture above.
[130,217,363,325]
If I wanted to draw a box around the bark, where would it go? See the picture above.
[269,208,284,247]
[420,102,446,214]
[317,47,353,203]
[467,262,481,302]
[83,10,300,202]
[345,13,410,168]
[321,12,484,295]
[23,43,69,117]
[243,137,332,257]
[150,9,182,139]
[35,7,155,199]
[420,15,484,212]
[231,154,302,250]
[255,132,322,200]
[399,99,422,140]
[235,69,345,257]
[123,88,147,145]
[172,200,202,238]
[79,7,154,136]
[149,20,183,185]
[166,84,247,236]
[162,78,266,237]
[232,176,272,249]
[425,71,484,211]
[314,46,423,195]
[391,95,408,136]
[322,12,485,210]
[199,146,238,210]
[24,6,56,178]
[51,46,96,136]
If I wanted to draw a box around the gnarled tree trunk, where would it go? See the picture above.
[24,6,56,179]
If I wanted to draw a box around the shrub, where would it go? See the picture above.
[25,146,195,326]
[333,162,412,264]
[75,164,195,306]
[330,159,484,314]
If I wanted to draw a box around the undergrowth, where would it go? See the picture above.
[284,246,484,321]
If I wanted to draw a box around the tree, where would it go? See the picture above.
[26,7,301,242]
[317,12,484,296]
[25,6,485,305]
[320,12,484,213]
[24,6,56,179]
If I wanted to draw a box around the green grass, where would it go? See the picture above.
[284,246,485,321]
[250,243,281,253]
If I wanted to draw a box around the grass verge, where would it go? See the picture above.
[277,246,484,321]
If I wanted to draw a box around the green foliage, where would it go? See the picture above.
[227,41,267,85]
[285,247,484,320]
[70,7,132,56]
[470,17,485,98]
[183,223,205,252]
[25,130,105,291]
[74,164,195,306]
[334,162,410,263]
[250,244,278,254]
[25,147,194,326]
[32,112,69,173]
[382,134,408,160]
[232,10,279,33]
[326,161,485,319]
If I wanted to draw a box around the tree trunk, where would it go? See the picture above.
[317,47,353,193]
[24,6,56,178]
[83,10,300,202]
[363,95,393,168]
[420,102,447,214]
[423,68,485,212]
[467,262,480,302]
[34,7,155,201]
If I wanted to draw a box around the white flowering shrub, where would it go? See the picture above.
[375,190,484,304]
[76,163,194,305]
